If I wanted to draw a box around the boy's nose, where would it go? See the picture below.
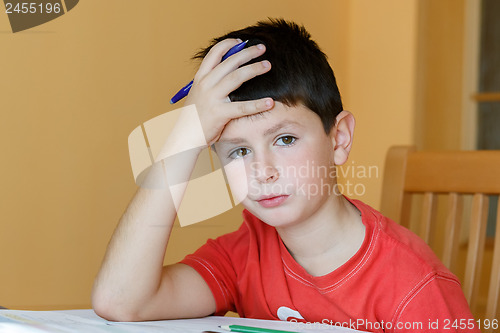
[252,159,280,184]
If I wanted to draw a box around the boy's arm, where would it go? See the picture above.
[92,39,273,321]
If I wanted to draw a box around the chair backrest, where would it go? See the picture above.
[380,146,500,331]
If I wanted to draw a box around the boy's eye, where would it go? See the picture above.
[229,147,251,159]
[275,136,296,146]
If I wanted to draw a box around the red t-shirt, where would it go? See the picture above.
[181,198,479,333]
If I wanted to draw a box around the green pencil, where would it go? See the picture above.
[219,324,299,333]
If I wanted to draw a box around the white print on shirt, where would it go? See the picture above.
[277,306,305,321]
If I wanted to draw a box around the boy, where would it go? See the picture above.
[92,19,478,332]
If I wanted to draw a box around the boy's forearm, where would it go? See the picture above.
[92,187,175,319]
[92,118,205,319]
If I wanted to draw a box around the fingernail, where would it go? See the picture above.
[265,99,273,107]
[236,38,243,43]
[257,44,265,50]
[262,60,271,68]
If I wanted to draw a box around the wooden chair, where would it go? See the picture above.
[380,146,500,332]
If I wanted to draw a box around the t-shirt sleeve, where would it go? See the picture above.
[180,225,247,316]
[393,274,480,333]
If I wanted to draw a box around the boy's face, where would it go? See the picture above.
[214,102,340,228]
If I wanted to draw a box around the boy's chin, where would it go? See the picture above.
[243,204,301,228]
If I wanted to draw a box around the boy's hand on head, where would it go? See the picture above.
[184,38,274,146]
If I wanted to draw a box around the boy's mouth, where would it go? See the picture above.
[256,194,290,208]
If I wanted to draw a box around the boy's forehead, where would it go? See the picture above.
[217,103,321,142]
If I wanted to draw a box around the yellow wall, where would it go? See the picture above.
[0,0,425,309]
[415,0,465,151]
[338,0,418,208]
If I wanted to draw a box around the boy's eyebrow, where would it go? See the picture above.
[218,120,304,145]
[262,120,303,136]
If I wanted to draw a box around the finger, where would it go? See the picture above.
[205,44,267,87]
[220,98,275,120]
[195,39,241,80]
[216,60,272,98]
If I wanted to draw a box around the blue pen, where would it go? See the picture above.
[170,40,248,104]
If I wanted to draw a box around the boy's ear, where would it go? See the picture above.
[331,111,355,166]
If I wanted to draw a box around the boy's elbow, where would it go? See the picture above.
[91,291,142,322]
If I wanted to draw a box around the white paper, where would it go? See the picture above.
[0,309,367,333]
